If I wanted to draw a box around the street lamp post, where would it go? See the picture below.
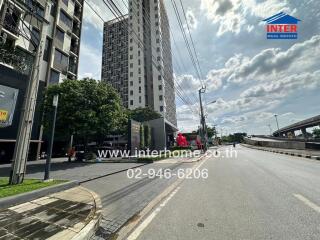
[274,114,280,137]
[44,95,59,181]
[199,87,207,152]
[267,124,272,136]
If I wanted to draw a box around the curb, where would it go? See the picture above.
[0,180,79,209]
[116,171,185,240]
[71,187,102,240]
[241,144,320,161]
[116,155,209,239]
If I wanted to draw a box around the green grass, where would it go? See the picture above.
[0,178,66,199]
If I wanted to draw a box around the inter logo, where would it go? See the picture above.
[263,12,301,40]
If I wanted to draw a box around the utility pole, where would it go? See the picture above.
[267,124,272,136]
[199,86,207,152]
[274,114,280,137]
[9,29,44,185]
[44,95,58,181]
[0,0,8,36]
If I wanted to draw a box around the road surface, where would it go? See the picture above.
[130,145,320,240]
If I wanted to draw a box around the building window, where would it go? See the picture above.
[130,72,133,77]
[139,86,141,93]
[139,96,141,103]
[159,95,163,101]
[130,100,133,105]
[158,75,161,80]
[50,69,60,84]
[130,90,133,96]
[130,81,133,86]
[62,0,68,7]
[54,49,69,71]
[160,106,163,112]
[31,27,40,47]
[159,85,162,91]
[50,0,57,16]
[43,38,52,62]
[60,10,72,28]
[55,28,64,43]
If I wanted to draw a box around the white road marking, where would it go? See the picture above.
[127,156,209,240]
[127,187,181,240]
[294,194,320,213]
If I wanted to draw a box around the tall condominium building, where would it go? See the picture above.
[0,0,84,161]
[102,0,177,129]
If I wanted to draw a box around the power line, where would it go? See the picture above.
[170,0,204,86]
[177,0,204,84]
[127,0,199,112]
[83,0,198,116]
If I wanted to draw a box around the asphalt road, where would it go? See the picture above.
[82,158,199,239]
[132,145,320,240]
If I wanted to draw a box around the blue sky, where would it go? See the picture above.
[78,0,320,135]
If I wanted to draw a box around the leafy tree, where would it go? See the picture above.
[129,107,161,122]
[207,126,217,139]
[313,128,320,139]
[43,78,127,146]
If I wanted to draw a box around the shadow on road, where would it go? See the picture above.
[0,160,95,177]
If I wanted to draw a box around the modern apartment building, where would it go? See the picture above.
[0,0,84,161]
[102,0,177,131]
[102,17,129,107]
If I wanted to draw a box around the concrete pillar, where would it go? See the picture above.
[301,128,308,139]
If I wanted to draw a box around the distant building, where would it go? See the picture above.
[0,0,84,161]
[101,0,177,134]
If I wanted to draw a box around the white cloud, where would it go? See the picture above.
[185,9,198,30]
[78,43,102,80]
[200,0,291,36]
[83,0,128,30]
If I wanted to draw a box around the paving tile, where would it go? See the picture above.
[45,229,77,240]
[0,233,21,240]
[0,211,24,228]
[24,224,64,240]
[31,197,58,206]
[9,202,40,214]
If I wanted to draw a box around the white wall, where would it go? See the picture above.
[128,0,146,109]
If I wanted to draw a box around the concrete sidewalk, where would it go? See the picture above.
[0,186,101,240]
[242,144,320,160]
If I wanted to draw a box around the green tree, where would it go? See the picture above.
[313,128,320,139]
[207,126,217,139]
[43,78,127,146]
[129,107,161,122]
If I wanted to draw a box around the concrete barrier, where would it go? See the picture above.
[244,138,306,150]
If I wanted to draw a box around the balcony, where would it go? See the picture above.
[3,7,21,37]
[72,21,81,37]
[68,57,77,75]
[0,46,34,76]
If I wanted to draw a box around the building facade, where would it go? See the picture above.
[102,17,129,107]
[102,0,177,130]
[0,0,84,161]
